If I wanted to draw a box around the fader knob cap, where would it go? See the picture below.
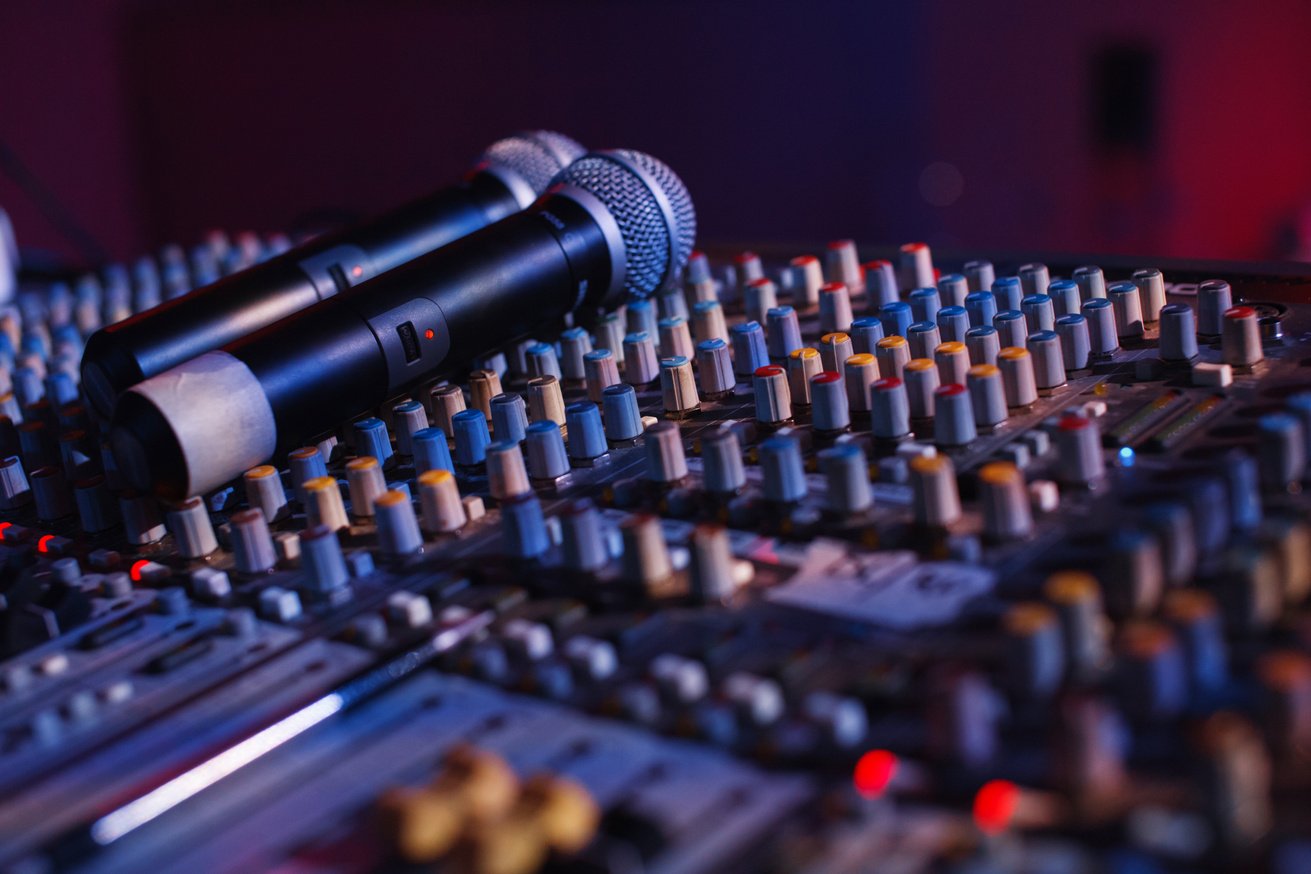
[1157,304,1199,363]
[166,496,219,558]
[230,508,277,573]
[826,239,863,291]
[560,499,608,572]
[527,376,566,426]
[1197,280,1233,336]
[486,441,530,500]
[759,434,807,503]
[622,332,660,385]
[1221,305,1263,368]
[565,402,607,462]
[299,524,349,593]
[1132,268,1166,323]
[418,469,465,534]
[303,476,349,532]
[730,321,769,376]
[352,417,393,465]
[374,490,424,556]
[620,513,673,587]
[1054,415,1105,486]
[819,283,855,334]
[525,421,570,480]
[412,427,454,474]
[243,464,287,523]
[345,456,387,516]
[501,493,549,559]
[391,400,429,456]
[659,356,700,415]
[810,371,850,432]
[752,365,792,424]
[601,384,643,442]
[0,455,30,509]
[819,443,872,514]
[701,428,746,495]
[492,390,527,445]
[689,524,738,603]
[582,349,620,403]
[643,421,688,483]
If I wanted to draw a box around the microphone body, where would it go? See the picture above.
[110,150,694,500]
[81,132,585,419]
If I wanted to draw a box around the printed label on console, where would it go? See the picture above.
[767,540,995,629]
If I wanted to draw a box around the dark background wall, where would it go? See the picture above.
[3,0,1311,268]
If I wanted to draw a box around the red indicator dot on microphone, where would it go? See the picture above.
[973,779,1019,834]
[130,559,150,582]
[424,329,435,340]
[351,265,364,278]
[853,749,898,799]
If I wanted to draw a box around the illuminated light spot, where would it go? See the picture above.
[424,328,435,340]
[351,265,363,278]
[973,779,1019,834]
[853,750,898,800]
[1118,446,1136,467]
[130,559,150,582]
[37,534,55,554]
[0,521,11,540]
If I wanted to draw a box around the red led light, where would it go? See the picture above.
[351,265,364,278]
[853,749,898,800]
[130,559,150,582]
[424,328,435,340]
[0,521,11,541]
[973,779,1019,834]
[37,534,54,553]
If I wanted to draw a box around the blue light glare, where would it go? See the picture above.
[1118,446,1136,467]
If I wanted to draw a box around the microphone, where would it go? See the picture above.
[80,130,586,420]
[109,149,695,500]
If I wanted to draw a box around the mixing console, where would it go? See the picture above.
[2,224,1311,873]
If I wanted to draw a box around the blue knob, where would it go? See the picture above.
[490,393,528,443]
[759,434,807,503]
[411,427,454,474]
[879,300,913,339]
[601,383,643,442]
[525,420,570,480]
[908,286,941,322]
[965,291,997,328]
[501,493,549,558]
[565,402,607,461]
[730,320,769,376]
[452,408,491,466]
[849,316,885,354]
[992,275,1023,311]
[352,417,392,464]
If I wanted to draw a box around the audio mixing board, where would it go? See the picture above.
[1,230,1310,873]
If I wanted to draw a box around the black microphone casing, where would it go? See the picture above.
[82,133,585,420]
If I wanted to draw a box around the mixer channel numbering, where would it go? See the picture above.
[1,236,1311,873]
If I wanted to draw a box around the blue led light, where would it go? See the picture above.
[1118,446,1135,467]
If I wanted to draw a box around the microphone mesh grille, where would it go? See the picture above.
[482,131,586,196]
[554,150,696,299]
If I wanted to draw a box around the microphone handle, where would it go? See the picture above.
[229,193,615,455]
[81,171,522,416]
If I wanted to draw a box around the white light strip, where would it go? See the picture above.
[91,693,345,846]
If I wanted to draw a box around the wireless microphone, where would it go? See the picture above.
[110,150,695,500]
[80,131,586,420]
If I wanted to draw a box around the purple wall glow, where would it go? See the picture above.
[2,0,1310,266]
